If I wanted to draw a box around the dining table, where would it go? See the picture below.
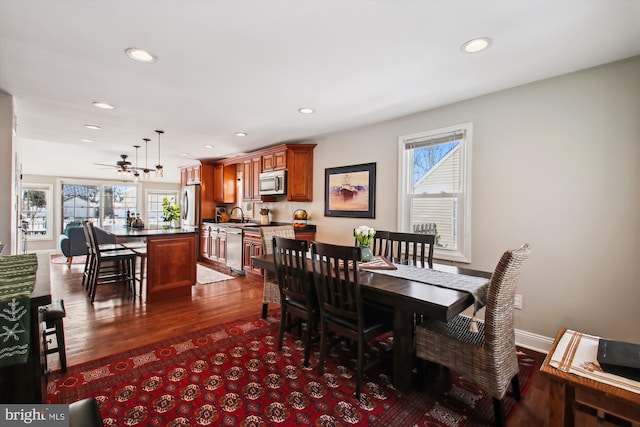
[252,253,492,393]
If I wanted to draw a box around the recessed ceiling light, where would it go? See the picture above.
[92,101,114,110]
[461,37,492,54]
[204,144,214,149]
[298,107,315,114]
[125,47,157,63]
[234,132,248,137]
[180,153,189,156]
[84,124,101,130]
[81,139,94,143]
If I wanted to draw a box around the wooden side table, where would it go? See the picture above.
[540,328,640,426]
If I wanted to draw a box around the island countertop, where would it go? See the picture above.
[101,226,197,238]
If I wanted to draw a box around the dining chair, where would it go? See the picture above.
[272,236,317,367]
[259,225,295,318]
[414,243,531,427]
[387,231,435,268]
[83,221,137,303]
[310,241,394,399]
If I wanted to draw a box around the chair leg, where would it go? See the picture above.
[511,374,521,401]
[492,398,505,427]
[303,317,313,368]
[261,303,268,319]
[278,306,287,350]
[355,336,364,399]
[54,318,67,372]
[317,322,327,375]
[67,257,73,268]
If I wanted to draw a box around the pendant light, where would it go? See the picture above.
[143,138,151,178]
[155,130,164,177]
[133,145,141,182]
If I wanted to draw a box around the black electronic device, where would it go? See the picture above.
[597,338,640,382]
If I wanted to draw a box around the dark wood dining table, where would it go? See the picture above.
[252,253,492,393]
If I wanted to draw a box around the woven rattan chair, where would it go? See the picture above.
[415,243,531,427]
[310,241,393,399]
[259,225,295,318]
[272,236,317,367]
[387,231,435,268]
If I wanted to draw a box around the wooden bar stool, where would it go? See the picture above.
[42,299,67,372]
[122,241,147,297]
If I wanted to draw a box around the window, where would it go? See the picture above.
[398,123,472,263]
[146,191,179,229]
[21,184,53,240]
[62,183,138,230]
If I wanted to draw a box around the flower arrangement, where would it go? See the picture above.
[354,225,376,246]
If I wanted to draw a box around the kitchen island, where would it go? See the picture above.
[99,226,198,303]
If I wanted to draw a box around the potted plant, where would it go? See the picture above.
[161,197,181,228]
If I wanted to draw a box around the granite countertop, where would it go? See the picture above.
[201,220,316,232]
[100,225,198,237]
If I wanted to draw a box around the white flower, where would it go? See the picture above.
[354,225,376,246]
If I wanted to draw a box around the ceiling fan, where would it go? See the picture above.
[94,153,139,175]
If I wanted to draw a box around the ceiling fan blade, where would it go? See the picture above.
[93,163,119,168]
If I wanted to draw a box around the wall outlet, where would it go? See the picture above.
[514,294,523,310]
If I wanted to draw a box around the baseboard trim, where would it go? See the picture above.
[515,328,555,354]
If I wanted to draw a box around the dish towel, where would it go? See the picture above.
[548,329,640,394]
[0,254,38,368]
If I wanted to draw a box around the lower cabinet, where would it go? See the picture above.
[199,224,228,270]
[242,230,263,279]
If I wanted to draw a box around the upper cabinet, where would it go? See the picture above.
[243,156,262,202]
[180,164,201,187]
[213,163,236,204]
[261,148,287,172]
[284,144,315,202]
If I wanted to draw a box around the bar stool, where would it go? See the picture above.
[42,299,67,372]
[122,241,147,297]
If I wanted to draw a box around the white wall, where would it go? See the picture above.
[308,57,640,343]
[0,91,16,254]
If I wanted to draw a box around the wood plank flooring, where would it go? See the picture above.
[47,256,629,426]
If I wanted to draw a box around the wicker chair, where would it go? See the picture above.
[310,241,394,399]
[272,236,317,367]
[259,225,295,318]
[415,243,531,427]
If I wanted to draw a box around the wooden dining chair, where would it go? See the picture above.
[387,231,435,268]
[415,243,531,427]
[259,225,296,318]
[310,241,394,399]
[272,236,317,367]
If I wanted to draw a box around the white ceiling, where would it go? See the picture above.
[1,0,639,183]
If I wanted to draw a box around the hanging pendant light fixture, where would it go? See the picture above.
[143,138,151,178]
[155,130,164,177]
[133,145,141,182]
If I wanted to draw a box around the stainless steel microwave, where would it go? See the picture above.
[259,170,287,196]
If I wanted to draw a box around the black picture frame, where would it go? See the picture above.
[324,162,376,218]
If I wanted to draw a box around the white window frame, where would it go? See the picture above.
[21,183,53,241]
[397,122,473,263]
[145,189,180,229]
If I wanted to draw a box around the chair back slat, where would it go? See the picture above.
[311,241,362,325]
[353,230,390,257]
[483,243,531,352]
[387,231,435,268]
[272,236,311,307]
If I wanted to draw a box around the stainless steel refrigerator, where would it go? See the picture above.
[180,184,201,230]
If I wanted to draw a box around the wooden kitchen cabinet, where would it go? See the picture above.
[199,223,227,268]
[242,230,263,278]
[262,148,287,172]
[180,164,201,186]
[213,163,236,204]
[242,156,262,201]
[286,144,315,202]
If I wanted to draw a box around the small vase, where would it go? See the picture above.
[261,214,269,225]
[359,244,373,263]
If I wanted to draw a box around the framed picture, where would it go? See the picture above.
[324,162,376,218]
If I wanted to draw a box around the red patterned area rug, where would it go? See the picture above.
[47,312,536,426]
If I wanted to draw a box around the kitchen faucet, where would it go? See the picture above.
[230,206,245,223]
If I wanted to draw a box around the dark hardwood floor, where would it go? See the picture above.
[47,255,627,426]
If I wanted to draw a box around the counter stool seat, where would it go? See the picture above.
[43,299,67,372]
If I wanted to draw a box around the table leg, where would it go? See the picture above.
[392,308,414,393]
[548,378,575,427]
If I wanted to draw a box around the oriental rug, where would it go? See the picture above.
[47,312,536,426]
